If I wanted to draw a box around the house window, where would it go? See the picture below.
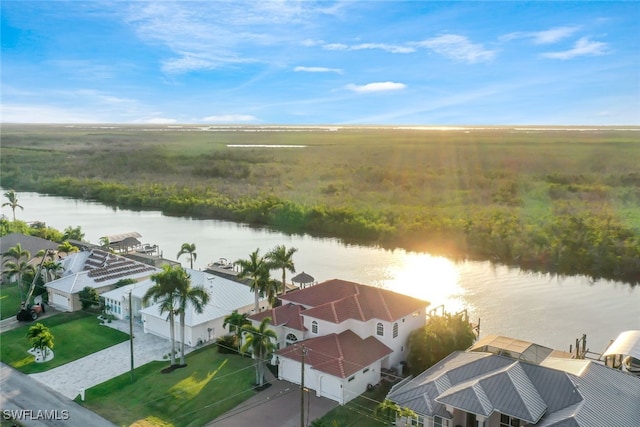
[348,376,355,382]
[376,322,384,336]
[413,311,420,317]
[500,414,521,427]
[363,368,369,374]
[286,333,298,345]
[393,322,399,338]
[433,416,449,427]
[311,321,318,334]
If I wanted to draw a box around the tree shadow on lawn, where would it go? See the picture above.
[161,364,187,374]
[77,348,252,422]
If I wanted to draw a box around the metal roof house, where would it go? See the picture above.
[45,249,159,312]
[140,268,266,348]
[386,347,640,427]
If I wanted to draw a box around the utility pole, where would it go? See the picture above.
[129,291,134,383]
[299,344,308,427]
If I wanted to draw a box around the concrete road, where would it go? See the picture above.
[0,363,115,427]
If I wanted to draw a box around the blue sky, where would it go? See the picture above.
[1,1,639,125]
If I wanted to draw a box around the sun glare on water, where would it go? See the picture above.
[385,253,466,313]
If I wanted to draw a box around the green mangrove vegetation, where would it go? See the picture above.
[1,124,639,284]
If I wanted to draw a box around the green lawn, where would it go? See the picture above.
[77,346,256,427]
[314,382,394,427]
[0,283,22,320]
[0,311,129,374]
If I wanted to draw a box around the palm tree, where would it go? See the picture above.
[263,276,280,308]
[99,236,110,249]
[174,268,210,365]
[223,311,250,352]
[27,322,54,360]
[62,225,85,241]
[177,243,197,269]
[3,260,35,302]
[240,317,277,388]
[42,260,63,283]
[143,265,181,366]
[236,249,270,312]
[57,241,79,257]
[2,189,23,221]
[2,243,30,266]
[266,245,297,296]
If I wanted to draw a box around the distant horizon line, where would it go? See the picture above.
[2,122,639,129]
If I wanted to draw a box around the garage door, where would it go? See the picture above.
[51,293,70,311]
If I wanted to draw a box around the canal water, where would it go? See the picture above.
[3,190,638,354]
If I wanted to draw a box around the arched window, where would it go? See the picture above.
[393,322,399,338]
[312,321,318,334]
[286,333,298,345]
[376,322,384,336]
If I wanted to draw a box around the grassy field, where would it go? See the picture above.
[77,346,256,427]
[0,311,129,374]
[1,124,639,283]
[0,283,22,320]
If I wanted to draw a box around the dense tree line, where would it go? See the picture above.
[2,176,637,285]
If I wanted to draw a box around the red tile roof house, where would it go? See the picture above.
[248,279,430,405]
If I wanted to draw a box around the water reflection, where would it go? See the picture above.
[383,254,465,313]
[2,189,638,353]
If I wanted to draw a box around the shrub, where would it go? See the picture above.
[215,335,237,354]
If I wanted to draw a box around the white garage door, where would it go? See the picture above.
[51,293,70,311]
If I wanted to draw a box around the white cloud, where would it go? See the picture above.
[301,39,323,47]
[351,43,415,54]
[541,37,609,59]
[0,104,102,123]
[294,66,343,74]
[161,52,254,74]
[414,35,496,63]
[142,117,178,124]
[500,26,580,44]
[323,43,349,51]
[72,90,138,106]
[48,59,117,80]
[201,114,258,123]
[126,2,343,74]
[345,82,406,93]
[322,42,414,53]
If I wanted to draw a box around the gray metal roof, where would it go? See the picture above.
[436,361,547,423]
[388,350,640,427]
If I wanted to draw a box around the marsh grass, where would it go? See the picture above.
[2,125,639,283]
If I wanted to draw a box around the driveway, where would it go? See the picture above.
[29,318,193,400]
[207,370,338,427]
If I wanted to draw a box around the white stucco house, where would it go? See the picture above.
[140,269,265,347]
[45,249,160,312]
[248,278,430,405]
[100,278,155,320]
